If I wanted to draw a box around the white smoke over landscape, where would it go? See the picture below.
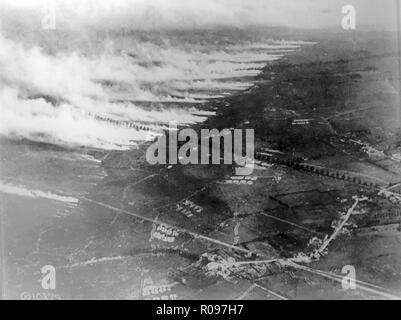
[0,0,312,150]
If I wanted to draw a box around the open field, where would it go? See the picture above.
[2,27,401,300]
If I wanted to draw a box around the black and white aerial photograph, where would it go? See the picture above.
[1,0,401,303]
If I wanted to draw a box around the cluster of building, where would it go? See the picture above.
[142,277,178,300]
[151,224,179,243]
[225,175,258,185]
[176,200,203,218]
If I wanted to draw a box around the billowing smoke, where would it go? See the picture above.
[0,0,311,150]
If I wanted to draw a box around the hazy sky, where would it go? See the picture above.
[0,0,398,29]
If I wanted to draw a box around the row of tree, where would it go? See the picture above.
[255,152,379,189]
